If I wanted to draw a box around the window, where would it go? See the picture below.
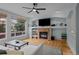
[0,18,6,39]
[11,19,25,37]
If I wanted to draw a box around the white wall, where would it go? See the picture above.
[51,18,66,25]
[51,18,67,39]
[67,9,76,54]
[76,4,79,55]
[51,28,66,39]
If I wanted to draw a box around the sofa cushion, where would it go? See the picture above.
[0,45,13,50]
[6,50,24,55]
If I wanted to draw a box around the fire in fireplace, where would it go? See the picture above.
[39,32,48,39]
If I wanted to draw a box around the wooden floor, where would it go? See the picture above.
[23,39,73,55]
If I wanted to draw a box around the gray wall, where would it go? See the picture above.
[67,9,76,54]
[76,4,79,55]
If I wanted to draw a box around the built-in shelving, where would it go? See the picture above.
[51,26,67,28]
[31,26,50,28]
[30,17,67,40]
[31,26,67,29]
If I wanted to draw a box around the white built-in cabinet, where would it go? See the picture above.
[30,17,67,40]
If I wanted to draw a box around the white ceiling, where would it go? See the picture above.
[0,3,76,19]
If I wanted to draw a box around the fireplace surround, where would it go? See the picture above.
[38,28,50,39]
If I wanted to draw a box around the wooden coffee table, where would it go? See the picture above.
[5,40,28,50]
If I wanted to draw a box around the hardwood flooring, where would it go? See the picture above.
[23,39,73,55]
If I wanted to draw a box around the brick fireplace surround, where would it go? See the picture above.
[38,28,50,40]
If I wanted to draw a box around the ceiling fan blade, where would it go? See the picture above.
[36,10,39,14]
[22,7,32,9]
[28,9,33,13]
[36,8,46,10]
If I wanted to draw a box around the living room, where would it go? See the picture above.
[0,3,77,55]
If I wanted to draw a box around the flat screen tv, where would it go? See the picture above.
[39,18,50,26]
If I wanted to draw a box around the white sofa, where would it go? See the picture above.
[0,44,43,55]
[0,45,22,55]
[0,44,62,55]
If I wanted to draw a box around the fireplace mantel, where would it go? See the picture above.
[31,27,51,40]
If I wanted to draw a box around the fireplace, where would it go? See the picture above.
[39,32,48,39]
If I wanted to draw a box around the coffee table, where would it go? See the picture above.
[5,40,28,50]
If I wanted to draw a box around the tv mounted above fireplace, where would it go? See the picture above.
[39,18,50,26]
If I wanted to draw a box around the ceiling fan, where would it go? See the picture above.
[22,3,46,14]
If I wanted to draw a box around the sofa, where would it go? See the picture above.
[0,44,62,55]
[0,44,43,55]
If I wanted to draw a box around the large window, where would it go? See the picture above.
[0,18,6,39]
[11,19,25,37]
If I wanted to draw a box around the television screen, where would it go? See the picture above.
[39,18,50,26]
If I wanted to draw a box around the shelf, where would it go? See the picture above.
[31,26,50,28]
[31,26,67,29]
[32,30,38,31]
[32,34,38,36]
[51,26,67,28]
